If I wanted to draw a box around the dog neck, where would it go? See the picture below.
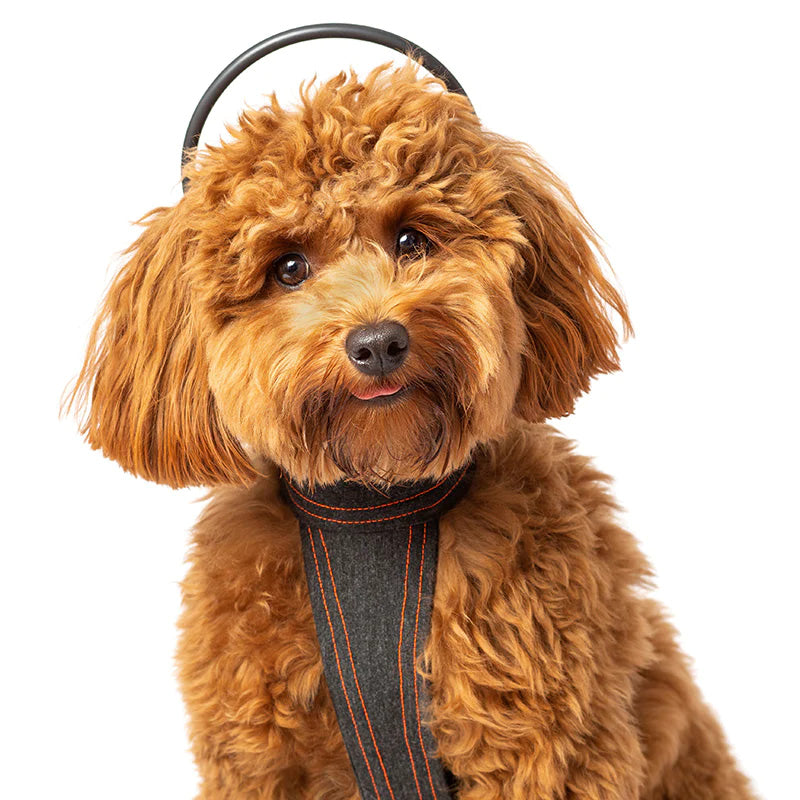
[280,459,475,534]
[279,460,475,798]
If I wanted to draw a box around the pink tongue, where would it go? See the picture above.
[353,384,403,401]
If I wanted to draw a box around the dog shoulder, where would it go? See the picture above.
[448,417,651,588]
[176,474,344,789]
[181,473,304,611]
[438,417,654,665]
[431,419,655,794]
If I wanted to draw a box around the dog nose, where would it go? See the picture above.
[346,321,409,376]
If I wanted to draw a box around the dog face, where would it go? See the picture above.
[71,63,629,487]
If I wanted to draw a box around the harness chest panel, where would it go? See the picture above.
[282,464,474,799]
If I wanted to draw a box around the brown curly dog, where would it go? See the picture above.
[71,62,755,799]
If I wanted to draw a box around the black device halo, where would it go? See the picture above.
[181,22,469,192]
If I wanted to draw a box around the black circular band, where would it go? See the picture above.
[181,23,469,192]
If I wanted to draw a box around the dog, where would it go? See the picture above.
[71,62,756,799]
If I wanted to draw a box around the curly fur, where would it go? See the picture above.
[70,62,755,798]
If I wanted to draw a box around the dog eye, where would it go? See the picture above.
[273,253,310,288]
[396,228,431,259]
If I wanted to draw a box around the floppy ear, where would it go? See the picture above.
[498,140,632,421]
[68,202,256,488]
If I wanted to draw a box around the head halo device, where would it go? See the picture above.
[181,22,469,192]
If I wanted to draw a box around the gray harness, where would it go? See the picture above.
[282,462,474,799]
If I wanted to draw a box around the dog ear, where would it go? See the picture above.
[498,140,632,421]
[68,201,256,488]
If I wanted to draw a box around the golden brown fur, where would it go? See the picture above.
[70,62,755,798]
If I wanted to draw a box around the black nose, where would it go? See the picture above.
[346,321,409,376]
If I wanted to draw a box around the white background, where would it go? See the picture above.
[2,2,797,797]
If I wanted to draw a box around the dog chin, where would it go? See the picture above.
[296,383,464,483]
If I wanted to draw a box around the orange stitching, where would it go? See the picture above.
[414,522,438,799]
[289,467,468,526]
[399,526,424,799]
[307,528,382,799]
[288,473,451,512]
[317,530,397,800]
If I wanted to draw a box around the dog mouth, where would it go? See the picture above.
[295,371,470,481]
[350,383,407,403]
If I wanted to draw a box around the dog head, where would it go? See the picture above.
[71,63,629,488]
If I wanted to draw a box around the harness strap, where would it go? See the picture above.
[282,464,474,798]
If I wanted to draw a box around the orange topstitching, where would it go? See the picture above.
[288,472,452,512]
[289,467,468,526]
[414,522,439,799]
[398,525,424,799]
[306,527,382,799]
[317,528,397,800]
